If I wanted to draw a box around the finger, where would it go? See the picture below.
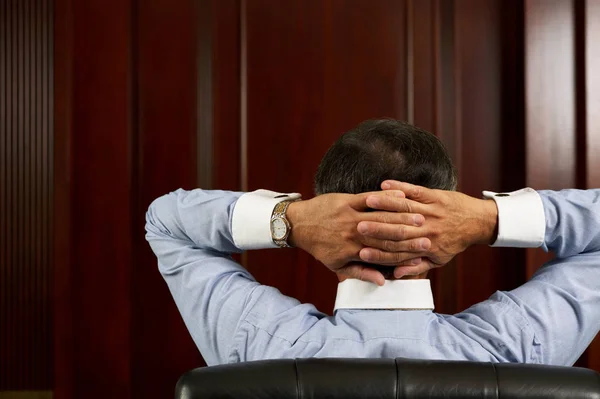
[359,211,424,230]
[360,236,430,256]
[393,262,435,278]
[358,221,429,242]
[358,221,429,241]
[352,190,406,209]
[359,247,429,265]
[340,263,385,286]
[380,181,439,204]
[365,195,428,214]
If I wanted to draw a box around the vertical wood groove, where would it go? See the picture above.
[0,0,53,390]
[240,0,248,193]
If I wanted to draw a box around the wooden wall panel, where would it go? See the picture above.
[524,0,577,277]
[586,0,600,190]
[0,0,53,391]
[525,0,577,192]
[209,0,241,191]
[133,0,202,397]
[453,0,507,310]
[243,0,408,313]
[54,0,133,397]
[584,0,600,372]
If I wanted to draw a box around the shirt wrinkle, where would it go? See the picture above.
[146,188,600,366]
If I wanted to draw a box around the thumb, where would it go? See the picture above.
[338,263,385,286]
[381,181,437,204]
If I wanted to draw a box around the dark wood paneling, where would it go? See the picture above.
[54,0,134,396]
[1,0,53,390]
[524,0,577,277]
[210,0,241,191]
[133,0,203,397]
[586,0,600,190]
[243,0,408,313]
[430,0,461,314]
[410,0,435,132]
[524,0,577,191]
[584,0,600,372]
[53,0,74,395]
[453,0,507,309]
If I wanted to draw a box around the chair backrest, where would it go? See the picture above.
[175,358,600,399]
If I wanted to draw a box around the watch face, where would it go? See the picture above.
[271,218,287,240]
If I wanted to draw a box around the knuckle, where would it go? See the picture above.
[395,226,406,240]
[408,240,418,251]
[383,240,394,252]
[370,251,382,262]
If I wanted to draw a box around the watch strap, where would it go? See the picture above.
[271,200,295,248]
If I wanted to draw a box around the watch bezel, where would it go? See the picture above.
[270,216,291,240]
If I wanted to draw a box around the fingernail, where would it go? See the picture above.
[367,197,380,207]
[357,222,369,234]
[360,249,373,261]
[414,215,424,225]
[382,182,391,189]
[411,258,421,265]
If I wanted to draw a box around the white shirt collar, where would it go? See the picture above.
[334,279,435,311]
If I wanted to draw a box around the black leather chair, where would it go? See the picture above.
[175,358,600,399]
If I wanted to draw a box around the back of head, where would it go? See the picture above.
[314,119,457,195]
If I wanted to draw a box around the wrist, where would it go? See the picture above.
[476,199,498,245]
[286,200,305,249]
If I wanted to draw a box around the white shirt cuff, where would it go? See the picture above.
[231,189,302,250]
[482,188,545,248]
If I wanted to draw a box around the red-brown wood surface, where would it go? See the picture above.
[524,0,576,277]
[586,0,600,191]
[209,0,242,191]
[584,0,600,371]
[54,0,134,397]
[133,0,203,397]
[53,0,73,395]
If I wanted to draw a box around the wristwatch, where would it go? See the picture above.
[270,200,295,248]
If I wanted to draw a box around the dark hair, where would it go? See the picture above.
[314,119,457,195]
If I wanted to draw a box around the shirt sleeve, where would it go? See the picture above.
[231,189,301,249]
[505,189,600,365]
[483,188,545,248]
[453,189,600,365]
[144,188,306,365]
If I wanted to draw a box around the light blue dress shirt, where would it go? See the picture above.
[145,189,600,366]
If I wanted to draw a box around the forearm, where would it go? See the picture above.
[538,189,600,257]
[146,188,243,254]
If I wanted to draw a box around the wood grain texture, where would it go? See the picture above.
[132,0,203,397]
[453,0,506,310]
[210,0,242,191]
[54,0,134,397]
[524,0,577,277]
[525,0,576,191]
[53,0,73,395]
[1,0,53,390]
